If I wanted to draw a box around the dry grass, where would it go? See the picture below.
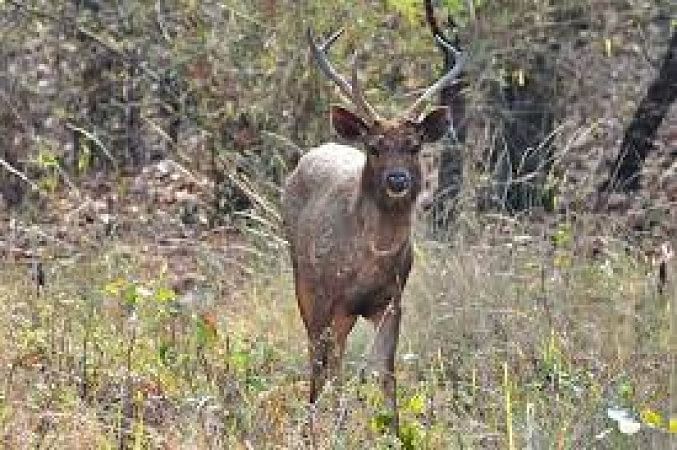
[0,213,674,449]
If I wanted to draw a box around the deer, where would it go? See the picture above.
[281,17,465,434]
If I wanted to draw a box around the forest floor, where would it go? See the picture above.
[0,161,675,449]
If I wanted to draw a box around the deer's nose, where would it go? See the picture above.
[385,170,411,193]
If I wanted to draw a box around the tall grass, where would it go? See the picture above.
[0,209,673,448]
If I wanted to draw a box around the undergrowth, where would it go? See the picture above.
[0,214,674,449]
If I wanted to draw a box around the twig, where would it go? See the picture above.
[65,123,117,166]
[218,4,271,31]
[75,26,125,56]
[155,0,171,43]
[261,130,303,155]
[0,157,41,193]
[636,24,659,69]
[217,155,282,224]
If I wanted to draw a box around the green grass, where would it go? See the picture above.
[0,217,674,449]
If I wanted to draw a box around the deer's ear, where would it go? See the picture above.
[330,105,368,141]
[417,107,449,143]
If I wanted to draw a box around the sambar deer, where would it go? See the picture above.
[282,20,465,433]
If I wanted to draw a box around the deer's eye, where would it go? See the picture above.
[366,136,383,156]
[366,143,379,156]
[408,138,422,154]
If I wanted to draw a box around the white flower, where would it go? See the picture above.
[401,353,418,363]
[607,408,641,434]
[617,417,641,435]
[607,407,630,421]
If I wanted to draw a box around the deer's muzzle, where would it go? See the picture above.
[385,170,412,198]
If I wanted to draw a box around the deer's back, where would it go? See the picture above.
[282,143,364,252]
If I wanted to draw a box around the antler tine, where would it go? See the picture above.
[307,27,380,122]
[320,27,345,51]
[424,0,459,50]
[403,3,466,119]
[403,44,465,119]
[307,28,353,102]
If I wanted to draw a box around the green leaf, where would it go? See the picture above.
[154,287,177,303]
[158,343,177,366]
[640,408,663,428]
[618,379,634,401]
[37,150,58,169]
[386,0,420,24]
[38,177,58,192]
[195,315,217,346]
[78,143,91,173]
[405,393,426,415]
[103,278,126,296]
[123,283,140,307]
[369,410,394,433]
[551,224,572,248]
[399,420,424,450]
[442,0,465,12]
[245,374,268,393]
[230,349,251,371]
[669,418,677,434]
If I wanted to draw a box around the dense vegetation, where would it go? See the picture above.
[0,0,675,448]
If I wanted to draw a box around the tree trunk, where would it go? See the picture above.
[125,49,142,169]
[429,13,466,233]
[602,30,677,193]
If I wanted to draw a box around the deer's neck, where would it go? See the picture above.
[354,189,413,258]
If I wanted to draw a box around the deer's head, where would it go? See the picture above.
[307,27,465,210]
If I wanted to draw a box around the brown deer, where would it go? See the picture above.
[282,22,464,433]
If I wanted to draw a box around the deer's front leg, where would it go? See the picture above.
[368,301,401,434]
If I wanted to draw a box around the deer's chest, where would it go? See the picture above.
[298,200,413,314]
[338,242,412,317]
